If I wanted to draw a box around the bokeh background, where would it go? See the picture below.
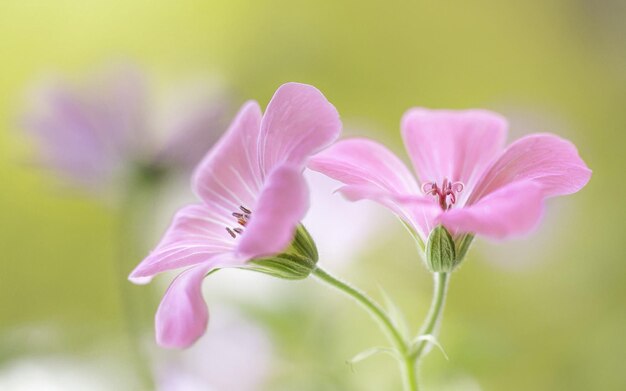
[1,1,624,390]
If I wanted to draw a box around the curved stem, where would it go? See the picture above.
[410,272,450,383]
[312,266,416,390]
[312,267,406,351]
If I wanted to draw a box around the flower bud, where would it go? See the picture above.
[425,225,457,273]
[247,225,318,280]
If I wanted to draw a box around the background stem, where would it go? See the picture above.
[115,167,166,388]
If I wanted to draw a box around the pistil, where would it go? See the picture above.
[422,178,464,210]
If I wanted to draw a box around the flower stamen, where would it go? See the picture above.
[422,178,464,210]
[225,205,252,238]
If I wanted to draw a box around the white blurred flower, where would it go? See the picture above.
[0,355,132,391]
[437,374,483,391]
[154,307,274,391]
[303,170,394,268]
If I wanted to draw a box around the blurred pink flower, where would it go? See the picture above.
[309,108,591,243]
[129,83,341,348]
[21,64,231,191]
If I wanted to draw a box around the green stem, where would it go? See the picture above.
[114,167,166,388]
[410,272,450,387]
[402,355,418,391]
[312,266,417,390]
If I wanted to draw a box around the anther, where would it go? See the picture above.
[226,206,253,238]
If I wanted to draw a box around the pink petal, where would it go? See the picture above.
[129,204,241,283]
[469,133,592,203]
[438,180,545,239]
[308,138,420,195]
[258,82,341,175]
[401,108,507,201]
[192,101,264,214]
[237,165,309,259]
[155,263,214,348]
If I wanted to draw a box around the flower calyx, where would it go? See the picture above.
[425,225,473,273]
[247,224,319,280]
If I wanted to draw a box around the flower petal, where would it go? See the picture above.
[155,263,214,348]
[469,133,592,203]
[192,101,263,214]
[129,204,242,283]
[438,180,545,239]
[258,82,341,175]
[401,108,507,200]
[237,165,309,259]
[308,138,420,195]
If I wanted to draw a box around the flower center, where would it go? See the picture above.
[226,205,252,238]
[421,178,464,210]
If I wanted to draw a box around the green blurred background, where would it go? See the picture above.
[0,1,624,390]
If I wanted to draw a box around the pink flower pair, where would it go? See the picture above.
[131,83,591,348]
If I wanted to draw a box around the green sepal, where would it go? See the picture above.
[246,225,318,280]
[426,225,457,272]
[454,233,474,263]
[425,226,475,272]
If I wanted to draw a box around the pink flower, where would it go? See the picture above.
[129,83,341,348]
[309,108,591,247]
[21,64,231,191]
